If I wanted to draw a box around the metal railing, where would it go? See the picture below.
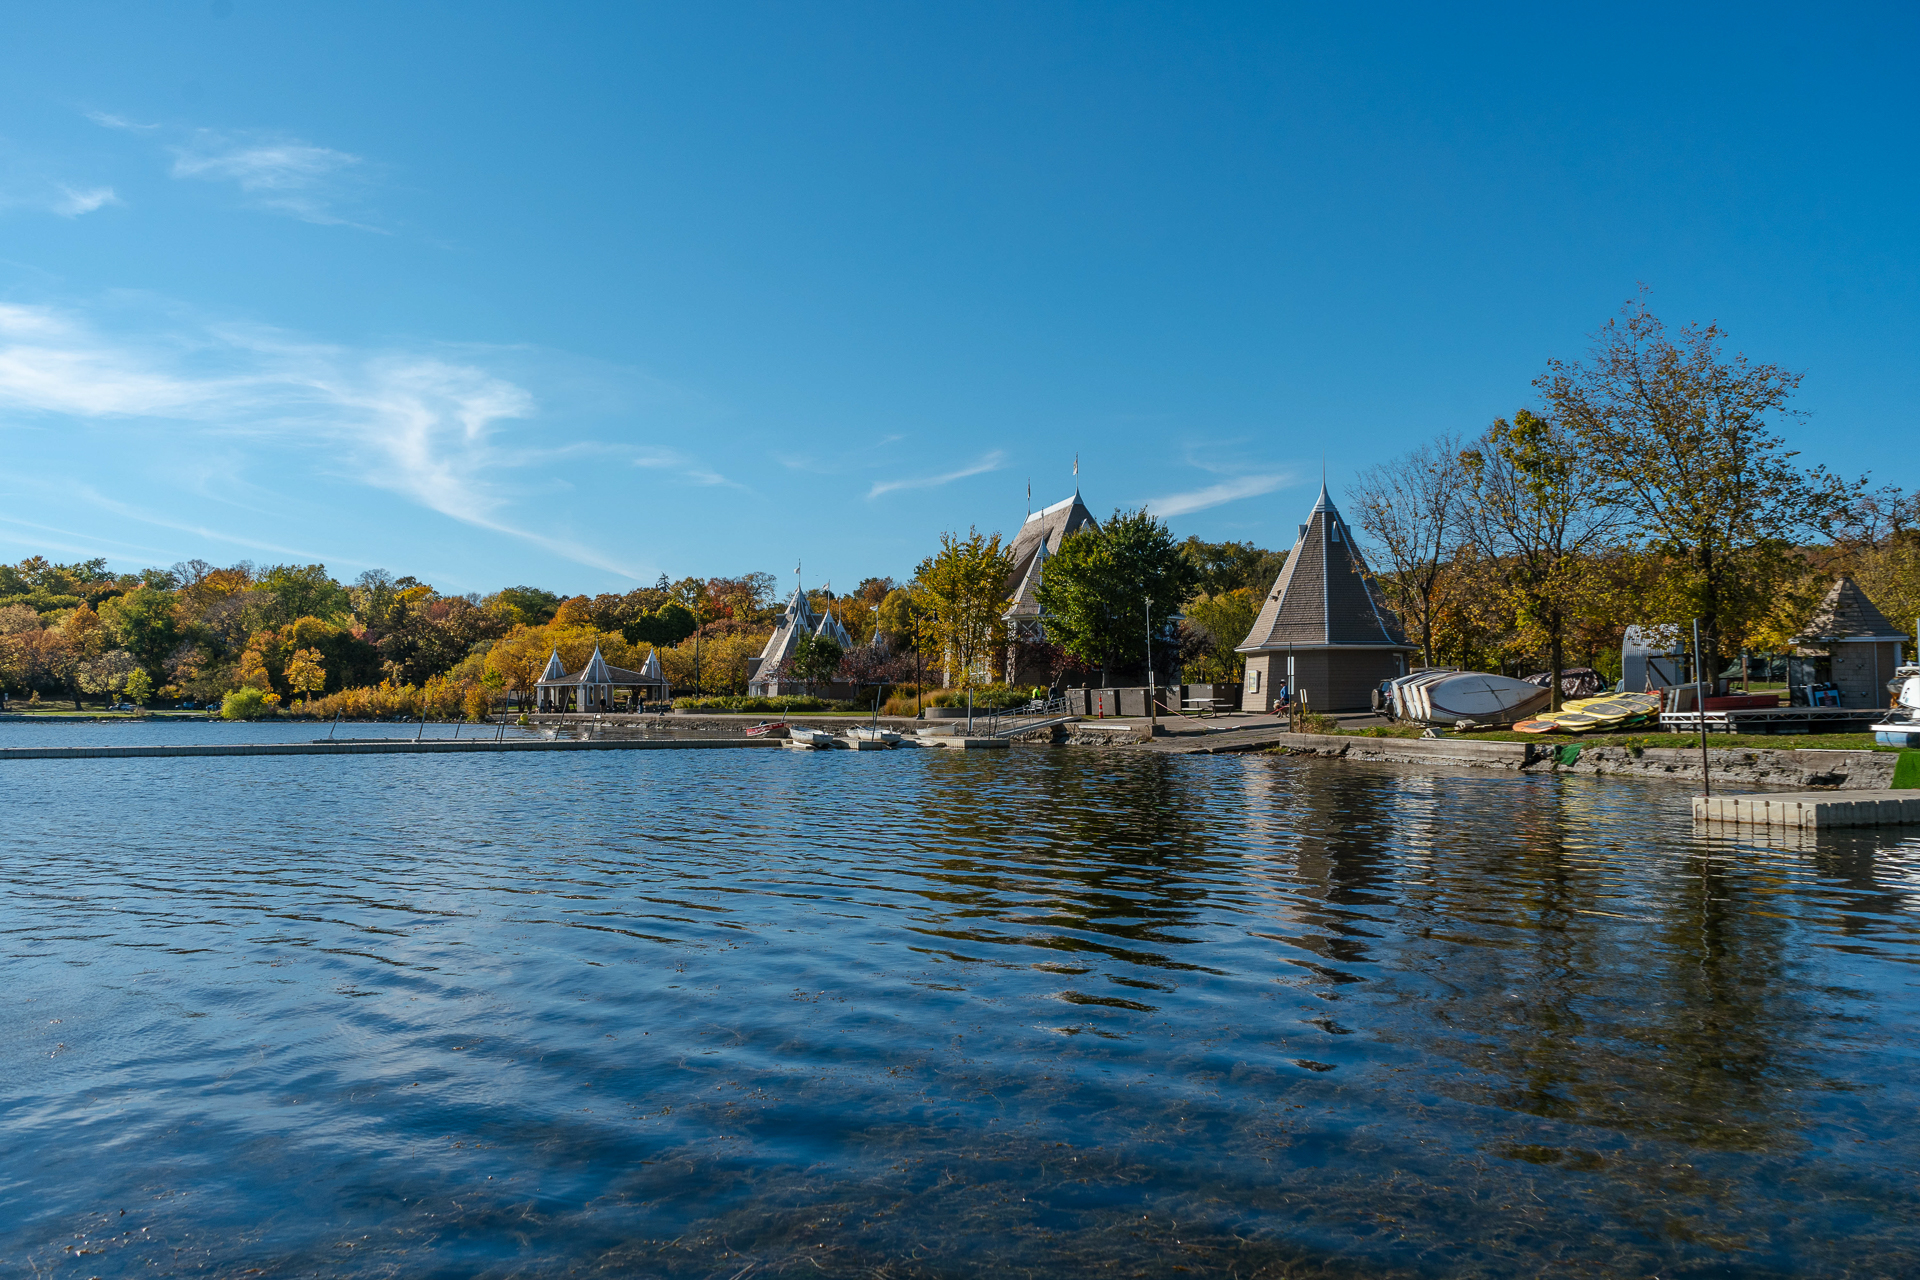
[968,695,1072,738]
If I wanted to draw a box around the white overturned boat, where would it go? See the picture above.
[1390,669,1553,727]
[787,726,838,748]
[1872,666,1920,746]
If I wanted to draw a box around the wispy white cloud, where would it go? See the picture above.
[84,111,160,132]
[51,185,120,216]
[1141,472,1292,517]
[633,447,738,488]
[0,301,645,578]
[0,181,121,219]
[868,449,1007,499]
[167,128,376,228]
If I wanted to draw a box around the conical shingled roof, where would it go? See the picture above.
[640,649,663,679]
[539,648,567,681]
[1793,575,1908,643]
[1237,483,1409,652]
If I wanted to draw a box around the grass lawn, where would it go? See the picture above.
[1344,724,1889,752]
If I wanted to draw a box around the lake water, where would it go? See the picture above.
[4,735,1918,1277]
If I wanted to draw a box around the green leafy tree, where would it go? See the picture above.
[490,585,563,627]
[789,634,844,695]
[1179,537,1286,598]
[1180,589,1261,683]
[916,528,1013,689]
[124,667,153,705]
[1035,508,1195,683]
[259,564,351,625]
[624,601,699,648]
[1460,409,1623,709]
[100,585,179,677]
[1540,295,1858,675]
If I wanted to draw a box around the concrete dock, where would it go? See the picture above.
[0,737,777,762]
[1693,790,1920,829]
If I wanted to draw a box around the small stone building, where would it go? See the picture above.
[1789,575,1908,709]
[1236,484,1415,712]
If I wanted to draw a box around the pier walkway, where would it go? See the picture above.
[0,737,777,762]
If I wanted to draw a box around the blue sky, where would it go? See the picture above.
[0,3,1913,596]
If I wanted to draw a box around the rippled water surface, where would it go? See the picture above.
[5,742,1919,1277]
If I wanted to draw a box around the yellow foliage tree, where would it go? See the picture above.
[286,647,327,708]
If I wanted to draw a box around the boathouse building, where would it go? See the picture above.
[1789,575,1908,709]
[1236,484,1416,712]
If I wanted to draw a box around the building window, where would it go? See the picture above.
[1249,670,1261,693]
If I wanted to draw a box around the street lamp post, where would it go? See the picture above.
[1145,594,1157,729]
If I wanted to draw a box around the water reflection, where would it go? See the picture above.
[3,749,1919,1276]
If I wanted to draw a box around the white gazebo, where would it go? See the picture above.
[533,644,671,712]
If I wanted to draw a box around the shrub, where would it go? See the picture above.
[672,695,846,713]
[221,687,272,720]
[1295,710,1340,734]
[926,685,1043,710]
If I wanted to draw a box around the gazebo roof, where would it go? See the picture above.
[1237,483,1410,652]
[1793,575,1908,645]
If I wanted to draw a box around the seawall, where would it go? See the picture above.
[1151,729,1899,790]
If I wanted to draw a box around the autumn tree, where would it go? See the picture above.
[916,528,1013,689]
[1459,409,1624,708]
[1540,295,1857,676]
[286,648,327,708]
[1180,589,1261,684]
[1349,436,1468,668]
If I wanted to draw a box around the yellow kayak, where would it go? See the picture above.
[1512,692,1661,735]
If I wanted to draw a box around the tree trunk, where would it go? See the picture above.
[1549,630,1565,713]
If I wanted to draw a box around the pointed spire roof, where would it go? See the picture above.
[1237,488,1410,652]
[640,648,663,679]
[814,609,853,648]
[540,648,567,681]
[1003,536,1050,621]
[1005,489,1096,597]
[1793,575,1908,644]
[580,644,613,683]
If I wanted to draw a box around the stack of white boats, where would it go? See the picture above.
[1388,669,1554,728]
[1872,666,1920,747]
